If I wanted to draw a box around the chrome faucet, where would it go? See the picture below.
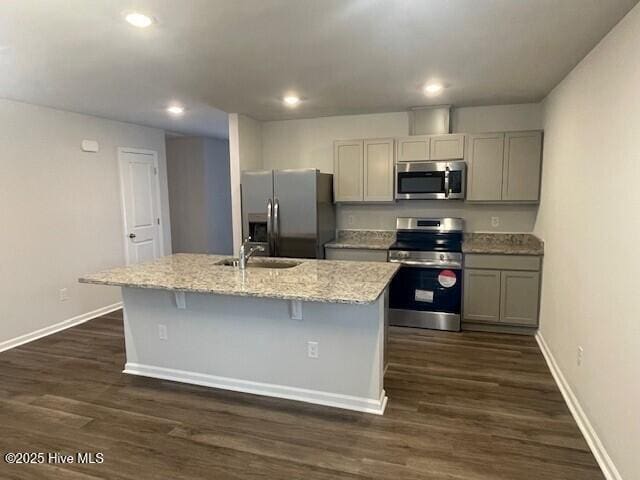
[239,237,265,270]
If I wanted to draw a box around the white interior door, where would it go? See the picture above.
[119,148,162,265]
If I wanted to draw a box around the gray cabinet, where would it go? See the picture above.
[396,136,430,162]
[463,254,541,328]
[396,134,465,162]
[334,140,364,202]
[430,134,465,160]
[500,271,540,326]
[466,133,504,201]
[364,138,395,202]
[502,131,543,202]
[334,138,394,203]
[463,269,501,323]
[466,130,542,203]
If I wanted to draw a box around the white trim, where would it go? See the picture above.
[124,362,388,415]
[0,303,123,353]
[117,147,164,265]
[536,332,622,480]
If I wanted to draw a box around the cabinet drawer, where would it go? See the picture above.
[464,254,540,271]
[325,248,388,262]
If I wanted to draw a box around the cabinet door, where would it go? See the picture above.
[500,271,540,326]
[396,136,430,162]
[364,138,394,202]
[430,134,465,160]
[466,133,505,201]
[502,131,542,202]
[334,140,363,202]
[463,269,501,323]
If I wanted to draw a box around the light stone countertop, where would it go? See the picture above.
[79,254,400,305]
[324,230,396,250]
[462,233,544,255]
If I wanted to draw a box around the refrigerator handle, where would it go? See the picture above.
[273,198,280,257]
[266,198,273,255]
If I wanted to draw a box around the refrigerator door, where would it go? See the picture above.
[241,170,274,256]
[273,169,319,258]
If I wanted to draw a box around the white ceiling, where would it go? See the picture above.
[1,0,637,138]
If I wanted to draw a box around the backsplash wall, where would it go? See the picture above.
[337,202,538,232]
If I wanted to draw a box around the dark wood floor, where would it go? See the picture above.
[0,310,603,479]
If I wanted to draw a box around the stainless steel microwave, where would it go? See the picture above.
[395,161,466,200]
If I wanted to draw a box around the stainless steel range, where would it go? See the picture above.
[388,217,464,331]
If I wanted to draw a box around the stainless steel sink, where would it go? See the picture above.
[217,258,300,269]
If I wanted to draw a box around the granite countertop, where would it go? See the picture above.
[325,230,396,250]
[79,254,399,305]
[462,233,544,255]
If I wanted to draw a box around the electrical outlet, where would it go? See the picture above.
[491,216,500,228]
[59,288,69,302]
[577,346,584,366]
[158,324,168,341]
[307,341,319,359]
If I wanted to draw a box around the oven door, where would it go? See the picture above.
[395,161,466,200]
[388,256,462,331]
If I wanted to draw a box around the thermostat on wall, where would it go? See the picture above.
[81,140,99,153]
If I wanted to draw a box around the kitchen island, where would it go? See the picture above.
[80,254,399,414]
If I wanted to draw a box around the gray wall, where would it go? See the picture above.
[167,136,233,255]
[535,4,640,478]
[0,98,172,348]
[260,105,543,232]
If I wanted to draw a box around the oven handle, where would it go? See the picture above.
[389,258,462,269]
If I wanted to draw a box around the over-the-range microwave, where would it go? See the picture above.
[395,160,466,200]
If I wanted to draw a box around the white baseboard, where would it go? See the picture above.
[124,362,388,415]
[0,302,123,353]
[535,332,622,480]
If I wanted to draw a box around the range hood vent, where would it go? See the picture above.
[409,105,452,135]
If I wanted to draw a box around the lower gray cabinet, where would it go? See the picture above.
[500,271,540,326]
[463,254,541,328]
[463,269,501,323]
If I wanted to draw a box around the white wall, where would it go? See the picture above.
[535,5,640,479]
[261,106,542,232]
[228,114,264,251]
[262,112,409,173]
[452,103,542,132]
[0,98,171,348]
[166,136,232,255]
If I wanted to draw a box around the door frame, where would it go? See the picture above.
[117,147,165,265]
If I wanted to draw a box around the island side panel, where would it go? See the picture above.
[120,287,387,414]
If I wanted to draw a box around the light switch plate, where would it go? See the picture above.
[81,140,99,153]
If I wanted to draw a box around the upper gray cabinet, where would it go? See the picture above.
[502,131,543,202]
[334,140,364,202]
[334,138,394,203]
[466,130,542,203]
[430,134,465,160]
[396,136,430,162]
[396,134,465,162]
[466,133,505,201]
[363,138,395,202]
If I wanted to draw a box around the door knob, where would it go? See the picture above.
[128,233,136,239]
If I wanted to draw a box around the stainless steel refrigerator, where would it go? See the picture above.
[241,169,335,259]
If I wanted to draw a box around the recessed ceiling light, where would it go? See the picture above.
[283,95,301,107]
[125,12,154,28]
[167,105,185,115]
[423,83,444,95]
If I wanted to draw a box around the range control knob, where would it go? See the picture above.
[439,254,445,261]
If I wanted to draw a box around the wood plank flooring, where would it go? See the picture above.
[0,310,603,479]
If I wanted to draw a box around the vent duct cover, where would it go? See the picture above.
[409,105,452,135]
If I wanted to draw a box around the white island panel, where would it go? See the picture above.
[122,287,388,414]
